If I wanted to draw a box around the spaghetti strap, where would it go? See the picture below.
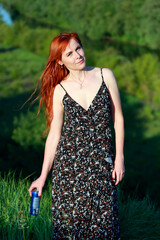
[101,68,104,81]
[59,82,67,93]
[60,69,104,93]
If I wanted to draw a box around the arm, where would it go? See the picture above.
[103,68,125,185]
[28,84,64,196]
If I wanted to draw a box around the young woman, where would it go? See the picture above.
[29,32,125,239]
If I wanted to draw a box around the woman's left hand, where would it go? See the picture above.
[112,157,125,185]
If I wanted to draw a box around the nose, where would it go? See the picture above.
[74,51,81,59]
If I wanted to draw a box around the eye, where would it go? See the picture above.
[67,52,72,57]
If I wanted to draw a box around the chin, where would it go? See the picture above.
[80,64,86,70]
[79,61,86,70]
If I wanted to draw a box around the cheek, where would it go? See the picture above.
[62,57,74,65]
[80,49,85,56]
[63,59,75,69]
[66,58,75,64]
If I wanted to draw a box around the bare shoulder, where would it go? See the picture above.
[101,67,118,90]
[88,67,116,88]
[88,66,102,76]
[53,83,65,108]
[87,66,105,81]
[50,84,65,134]
[102,67,114,77]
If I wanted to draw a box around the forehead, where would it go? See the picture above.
[63,38,80,53]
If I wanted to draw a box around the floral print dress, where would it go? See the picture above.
[52,68,120,239]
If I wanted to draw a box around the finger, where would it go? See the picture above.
[112,169,116,180]
[121,171,125,180]
[38,188,42,198]
[29,185,36,197]
[28,189,32,197]
[115,174,120,185]
[116,172,124,185]
[28,185,33,196]
[29,187,34,197]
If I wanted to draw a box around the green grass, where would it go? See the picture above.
[0,171,160,240]
[0,171,53,239]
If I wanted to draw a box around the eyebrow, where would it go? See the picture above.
[66,45,81,56]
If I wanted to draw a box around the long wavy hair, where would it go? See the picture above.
[26,32,83,135]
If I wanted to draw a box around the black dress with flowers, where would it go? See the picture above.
[52,68,120,239]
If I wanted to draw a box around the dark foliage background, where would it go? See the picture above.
[0,0,160,208]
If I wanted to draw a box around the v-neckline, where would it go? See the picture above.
[62,79,104,113]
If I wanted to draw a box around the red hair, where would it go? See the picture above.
[26,32,83,135]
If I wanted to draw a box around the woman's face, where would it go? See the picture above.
[59,38,86,71]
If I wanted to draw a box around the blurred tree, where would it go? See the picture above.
[12,108,46,151]
[1,0,159,49]
[140,0,160,49]
[133,53,160,103]
[110,0,142,42]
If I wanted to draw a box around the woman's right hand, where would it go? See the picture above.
[28,176,46,197]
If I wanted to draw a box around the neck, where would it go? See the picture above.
[68,66,88,82]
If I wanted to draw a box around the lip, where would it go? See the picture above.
[77,59,84,64]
